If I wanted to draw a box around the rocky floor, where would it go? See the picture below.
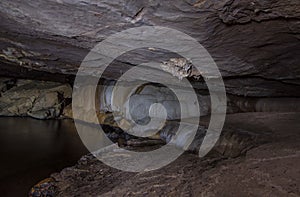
[29,112,300,196]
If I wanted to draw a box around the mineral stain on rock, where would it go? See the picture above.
[160,58,193,80]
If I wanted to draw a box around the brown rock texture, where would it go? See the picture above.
[0,0,299,96]
[29,112,300,196]
[0,78,72,119]
[0,1,299,196]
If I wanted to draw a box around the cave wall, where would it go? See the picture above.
[0,0,299,97]
[0,78,72,119]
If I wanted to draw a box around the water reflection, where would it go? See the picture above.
[0,117,88,197]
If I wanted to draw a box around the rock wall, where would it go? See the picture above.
[0,0,299,97]
[0,78,72,119]
[1,77,300,121]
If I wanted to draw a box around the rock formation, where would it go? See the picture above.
[1,0,300,120]
[29,112,300,196]
[0,0,299,97]
[0,0,299,196]
[0,78,71,119]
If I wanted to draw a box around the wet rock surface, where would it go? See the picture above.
[0,78,72,119]
[29,178,56,197]
[29,112,300,196]
[0,0,299,196]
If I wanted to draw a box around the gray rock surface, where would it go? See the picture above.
[0,78,72,119]
[0,0,299,97]
[29,112,300,196]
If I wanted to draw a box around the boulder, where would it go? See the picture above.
[0,78,72,119]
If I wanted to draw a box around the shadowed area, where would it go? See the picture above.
[29,112,300,196]
[0,118,88,197]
